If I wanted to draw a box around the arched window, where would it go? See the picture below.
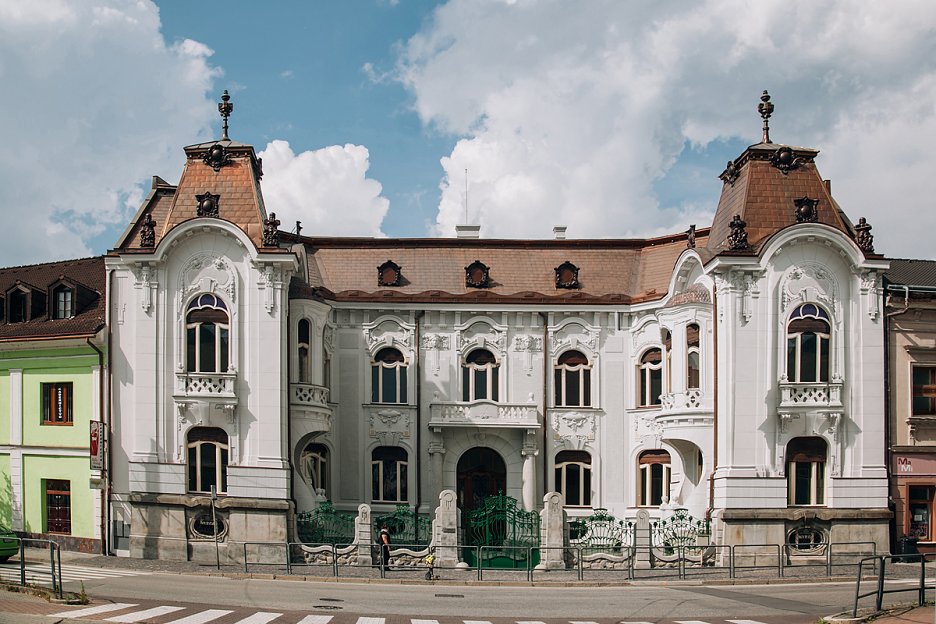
[554,350,592,407]
[663,330,673,393]
[462,349,499,401]
[52,285,73,320]
[787,437,826,506]
[371,347,407,403]
[786,304,830,383]
[187,427,228,494]
[638,450,671,506]
[638,348,663,407]
[186,294,230,373]
[297,319,312,383]
[687,323,701,389]
[555,450,592,507]
[371,446,408,503]
[300,442,328,498]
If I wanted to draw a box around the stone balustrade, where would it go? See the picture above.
[428,400,540,428]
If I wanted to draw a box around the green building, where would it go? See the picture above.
[0,257,106,553]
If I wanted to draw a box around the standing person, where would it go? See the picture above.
[378,525,391,572]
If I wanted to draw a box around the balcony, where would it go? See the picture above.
[778,381,843,410]
[656,389,712,431]
[291,383,333,434]
[175,372,236,400]
[428,400,540,429]
[291,383,330,409]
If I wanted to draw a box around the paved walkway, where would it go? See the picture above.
[873,606,934,623]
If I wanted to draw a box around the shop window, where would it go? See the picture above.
[786,304,830,383]
[638,450,671,506]
[45,479,71,534]
[371,347,407,404]
[909,485,935,541]
[555,450,592,507]
[912,367,936,416]
[187,427,229,494]
[185,294,230,373]
[41,382,73,425]
[371,446,408,503]
[462,349,499,401]
[554,350,592,407]
[787,437,826,506]
[687,323,701,389]
[297,319,312,383]
[637,348,663,407]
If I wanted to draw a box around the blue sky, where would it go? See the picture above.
[1,1,934,265]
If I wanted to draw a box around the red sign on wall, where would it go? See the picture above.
[90,421,104,471]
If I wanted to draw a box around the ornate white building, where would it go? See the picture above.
[106,92,890,559]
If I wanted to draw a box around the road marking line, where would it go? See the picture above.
[164,609,234,624]
[464,621,493,624]
[413,620,440,624]
[726,621,769,624]
[297,617,334,624]
[356,618,385,624]
[49,603,139,618]
[571,621,601,624]
[517,621,547,624]
[105,605,186,622]
[674,621,712,624]
[234,613,285,624]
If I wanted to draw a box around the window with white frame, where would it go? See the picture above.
[638,348,663,407]
[187,427,229,494]
[462,348,499,401]
[786,437,826,506]
[912,366,936,415]
[555,450,592,506]
[786,304,830,383]
[186,294,230,373]
[638,450,671,506]
[297,319,312,383]
[300,442,328,497]
[371,347,407,403]
[687,323,701,389]
[371,446,408,503]
[52,285,73,320]
[554,350,592,407]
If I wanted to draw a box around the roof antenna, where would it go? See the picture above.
[218,90,234,141]
[758,90,774,144]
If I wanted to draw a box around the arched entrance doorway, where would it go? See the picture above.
[456,447,506,512]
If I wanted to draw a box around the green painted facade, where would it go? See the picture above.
[22,455,93,538]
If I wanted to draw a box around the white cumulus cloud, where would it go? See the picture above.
[0,0,219,264]
[397,0,936,256]
[259,140,390,237]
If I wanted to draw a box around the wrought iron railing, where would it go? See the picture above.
[296,501,356,545]
[568,508,634,554]
[373,505,432,546]
[651,508,710,551]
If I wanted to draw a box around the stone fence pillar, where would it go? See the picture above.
[538,491,565,569]
[635,509,651,569]
[354,503,373,566]
[433,490,460,568]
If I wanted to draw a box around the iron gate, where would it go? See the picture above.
[463,494,540,568]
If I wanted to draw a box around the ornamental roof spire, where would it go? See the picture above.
[218,90,233,140]
[758,90,774,144]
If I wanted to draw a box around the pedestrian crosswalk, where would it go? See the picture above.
[0,561,150,588]
[45,604,785,624]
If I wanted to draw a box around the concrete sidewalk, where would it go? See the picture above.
[872,605,934,623]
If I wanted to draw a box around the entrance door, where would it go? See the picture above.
[457,447,507,512]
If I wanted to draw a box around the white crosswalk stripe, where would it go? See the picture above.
[412,620,439,624]
[726,621,770,624]
[463,621,493,624]
[105,605,185,622]
[356,618,384,624]
[296,616,333,624]
[235,613,284,624]
[675,621,715,624]
[0,561,149,589]
[164,609,234,624]
[48,603,139,618]
[570,621,601,624]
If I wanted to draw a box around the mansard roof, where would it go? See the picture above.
[0,256,105,340]
[291,230,709,305]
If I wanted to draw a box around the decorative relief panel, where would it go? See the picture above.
[456,320,507,355]
[133,264,157,313]
[512,334,543,375]
[551,410,597,450]
[256,264,283,314]
[364,317,414,352]
[367,407,412,446]
[179,254,237,308]
[421,333,450,375]
[858,270,882,321]
[779,263,839,320]
[551,322,599,354]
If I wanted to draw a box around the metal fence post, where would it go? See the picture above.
[56,545,62,598]
[875,557,886,612]
[918,554,926,606]
[49,542,57,596]
[243,543,248,573]
[18,539,25,587]
[332,544,338,578]
[577,546,583,581]
[777,545,783,578]
[826,542,832,576]
[285,542,291,575]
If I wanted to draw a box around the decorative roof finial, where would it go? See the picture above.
[758,90,774,144]
[218,90,233,140]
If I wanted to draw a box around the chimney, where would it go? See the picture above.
[456,224,480,239]
[553,226,567,240]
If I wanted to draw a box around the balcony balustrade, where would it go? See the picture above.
[291,383,330,409]
[428,400,540,429]
[778,381,843,410]
[175,372,236,399]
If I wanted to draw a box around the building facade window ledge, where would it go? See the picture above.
[778,380,843,410]
[428,400,540,428]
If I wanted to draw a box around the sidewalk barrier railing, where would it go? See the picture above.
[4,538,63,598]
[528,546,583,582]
[853,554,935,617]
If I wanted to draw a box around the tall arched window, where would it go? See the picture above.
[554,350,592,407]
[371,446,408,503]
[787,437,826,506]
[555,450,592,507]
[786,304,830,383]
[687,323,701,389]
[462,349,499,401]
[371,347,407,403]
[300,442,328,498]
[187,427,228,494]
[297,319,312,383]
[186,294,230,373]
[638,450,671,506]
[638,348,663,407]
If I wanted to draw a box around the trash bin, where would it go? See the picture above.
[895,536,920,561]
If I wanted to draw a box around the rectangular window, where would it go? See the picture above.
[54,289,72,319]
[913,367,936,415]
[45,479,71,534]
[788,460,825,506]
[41,383,73,425]
[908,485,934,540]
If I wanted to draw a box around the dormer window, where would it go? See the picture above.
[554,261,580,289]
[9,288,28,323]
[465,260,491,288]
[52,285,73,320]
[377,260,402,287]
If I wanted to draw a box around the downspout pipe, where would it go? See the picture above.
[104,266,115,555]
[86,336,107,556]
[538,311,549,505]
[708,286,718,523]
[414,310,424,525]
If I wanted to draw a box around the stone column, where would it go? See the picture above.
[635,509,651,569]
[537,492,565,570]
[432,490,460,569]
[428,435,446,502]
[521,429,538,512]
[354,503,373,566]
